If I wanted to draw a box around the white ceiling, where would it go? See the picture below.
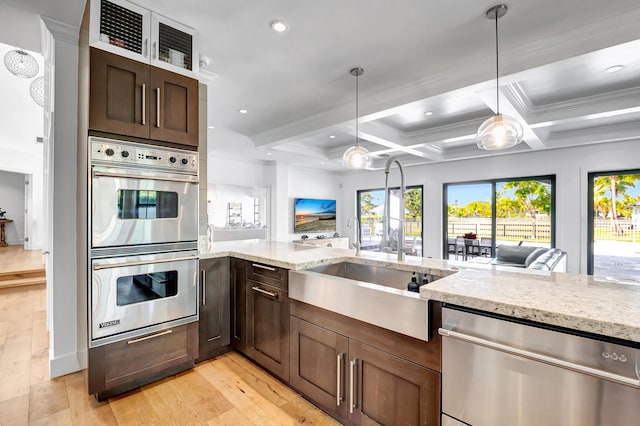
[3,0,640,172]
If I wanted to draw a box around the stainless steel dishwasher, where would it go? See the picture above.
[439,306,640,426]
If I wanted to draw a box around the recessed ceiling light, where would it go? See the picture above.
[329,135,336,139]
[424,111,433,116]
[320,161,325,165]
[238,109,248,114]
[605,65,624,73]
[270,21,288,32]
[267,152,272,156]
[207,125,215,129]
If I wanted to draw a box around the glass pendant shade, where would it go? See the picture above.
[4,49,39,78]
[343,144,372,169]
[476,113,523,150]
[29,76,45,107]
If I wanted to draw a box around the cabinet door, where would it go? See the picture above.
[348,340,441,426]
[290,317,349,421]
[197,258,230,362]
[151,12,199,78]
[89,0,151,63]
[90,48,150,138]
[149,67,199,147]
[88,322,197,400]
[246,280,290,382]
[230,258,247,351]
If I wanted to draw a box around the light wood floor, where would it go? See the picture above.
[0,285,340,425]
[0,246,46,289]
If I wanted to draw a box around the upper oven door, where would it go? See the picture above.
[91,166,198,248]
[91,251,198,344]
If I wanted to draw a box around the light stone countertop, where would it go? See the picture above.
[199,239,640,343]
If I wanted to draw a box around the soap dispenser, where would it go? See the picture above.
[407,272,419,293]
[422,273,430,286]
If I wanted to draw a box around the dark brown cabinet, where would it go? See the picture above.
[290,316,349,419]
[244,262,290,382]
[290,301,442,426]
[88,322,197,401]
[230,258,248,351]
[89,47,198,147]
[349,340,440,426]
[197,258,231,362]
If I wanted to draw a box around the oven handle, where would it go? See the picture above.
[93,170,198,184]
[93,255,198,271]
[438,327,640,388]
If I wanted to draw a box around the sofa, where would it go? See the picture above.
[491,245,567,272]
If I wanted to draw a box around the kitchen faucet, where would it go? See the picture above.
[347,216,361,256]
[382,157,406,262]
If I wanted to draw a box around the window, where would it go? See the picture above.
[444,176,555,260]
[357,186,423,256]
[588,170,640,282]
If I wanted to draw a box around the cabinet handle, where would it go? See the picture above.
[201,269,206,305]
[349,358,357,413]
[156,87,161,127]
[143,38,148,57]
[251,286,278,299]
[141,83,146,125]
[336,353,344,406]
[127,329,172,344]
[252,263,276,271]
[153,41,157,59]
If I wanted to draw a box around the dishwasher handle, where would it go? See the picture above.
[439,327,640,389]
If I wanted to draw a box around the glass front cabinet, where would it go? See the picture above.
[89,0,199,78]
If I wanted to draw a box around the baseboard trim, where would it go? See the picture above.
[49,350,82,378]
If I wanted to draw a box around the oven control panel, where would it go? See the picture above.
[90,138,198,173]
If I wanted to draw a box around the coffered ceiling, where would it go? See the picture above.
[3,0,640,172]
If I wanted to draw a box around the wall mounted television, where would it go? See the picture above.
[294,198,337,233]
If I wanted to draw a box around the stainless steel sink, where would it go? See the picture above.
[307,262,436,290]
[289,261,444,341]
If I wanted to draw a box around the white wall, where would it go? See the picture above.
[207,157,341,241]
[288,166,341,240]
[0,170,25,245]
[338,140,640,274]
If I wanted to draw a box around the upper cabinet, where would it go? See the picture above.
[90,48,199,147]
[89,0,199,79]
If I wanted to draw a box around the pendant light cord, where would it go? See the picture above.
[355,72,359,147]
[495,9,500,115]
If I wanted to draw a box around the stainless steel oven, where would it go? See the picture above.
[88,136,200,348]
[90,137,198,251]
[90,250,198,347]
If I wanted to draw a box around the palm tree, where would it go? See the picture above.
[593,175,639,234]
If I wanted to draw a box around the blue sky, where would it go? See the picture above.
[295,198,336,215]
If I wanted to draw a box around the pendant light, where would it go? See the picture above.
[3,49,39,79]
[343,67,372,169]
[476,4,523,150]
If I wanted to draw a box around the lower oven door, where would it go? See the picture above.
[91,166,198,248]
[91,251,198,346]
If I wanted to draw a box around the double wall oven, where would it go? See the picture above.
[89,137,199,347]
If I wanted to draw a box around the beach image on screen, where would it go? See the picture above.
[295,198,337,233]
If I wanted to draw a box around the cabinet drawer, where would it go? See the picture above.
[89,322,197,397]
[247,261,288,289]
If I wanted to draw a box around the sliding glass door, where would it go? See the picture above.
[588,170,640,282]
[357,186,423,256]
[444,176,554,260]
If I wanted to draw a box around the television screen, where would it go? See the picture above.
[294,198,337,233]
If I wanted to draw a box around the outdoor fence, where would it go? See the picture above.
[448,217,551,243]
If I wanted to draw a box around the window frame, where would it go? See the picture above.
[442,175,556,259]
[356,185,424,255]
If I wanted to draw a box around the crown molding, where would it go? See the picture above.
[40,16,79,45]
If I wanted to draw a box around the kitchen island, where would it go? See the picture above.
[200,239,640,425]
[200,239,640,343]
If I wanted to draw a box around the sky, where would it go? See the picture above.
[295,198,336,215]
